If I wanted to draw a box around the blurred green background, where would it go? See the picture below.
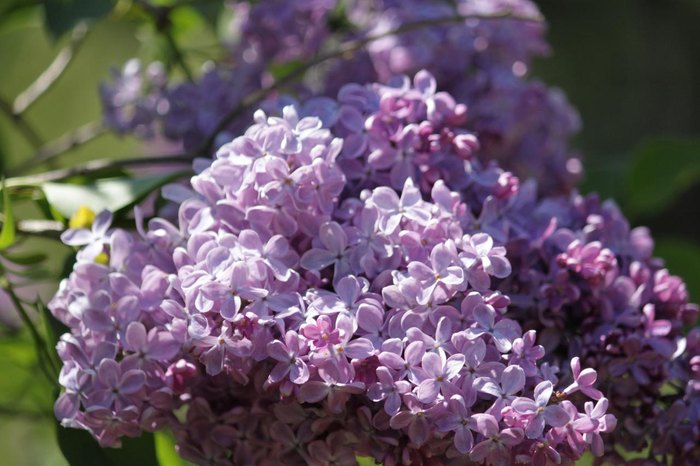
[0,0,698,464]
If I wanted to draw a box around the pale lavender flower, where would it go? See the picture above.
[469,413,524,465]
[414,351,464,403]
[512,380,569,439]
[300,221,351,282]
[367,367,411,415]
[563,357,603,400]
[464,303,520,352]
[434,395,475,454]
[265,330,310,386]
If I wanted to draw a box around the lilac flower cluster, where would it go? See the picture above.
[101,60,261,151]
[497,190,700,464]
[300,70,700,463]
[100,0,579,194]
[53,71,616,465]
[325,0,581,194]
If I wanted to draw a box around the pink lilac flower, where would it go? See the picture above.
[52,69,621,465]
[511,380,569,438]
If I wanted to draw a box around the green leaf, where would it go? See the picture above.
[42,0,115,39]
[268,59,305,81]
[0,334,54,414]
[190,2,221,28]
[41,171,189,218]
[0,178,16,250]
[36,298,68,351]
[357,457,380,466]
[0,250,47,265]
[155,431,194,466]
[57,427,158,466]
[626,138,700,218]
[0,0,41,32]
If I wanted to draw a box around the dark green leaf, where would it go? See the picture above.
[0,178,16,250]
[42,0,115,39]
[57,427,158,466]
[0,250,47,265]
[191,2,221,28]
[626,138,700,218]
[6,268,54,280]
[42,171,189,218]
[0,0,40,28]
[0,3,41,36]
[0,334,54,413]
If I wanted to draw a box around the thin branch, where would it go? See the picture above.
[0,96,42,148]
[2,280,60,384]
[164,28,194,82]
[9,121,106,176]
[195,9,543,154]
[3,9,543,238]
[16,220,64,240]
[135,0,194,82]
[6,154,193,187]
[13,23,91,115]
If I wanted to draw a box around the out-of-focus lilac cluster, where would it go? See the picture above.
[326,0,581,195]
[100,60,261,151]
[101,0,580,195]
[53,71,615,465]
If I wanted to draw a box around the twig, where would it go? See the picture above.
[135,0,194,82]
[2,280,60,385]
[196,9,544,154]
[0,96,42,148]
[3,8,543,237]
[6,154,193,187]
[13,23,91,115]
[9,122,106,176]
[164,28,194,82]
[16,220,64,240]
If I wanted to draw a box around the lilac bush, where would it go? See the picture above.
[101,0,580,195]
[52,71,616,465]
[43,1,700,465]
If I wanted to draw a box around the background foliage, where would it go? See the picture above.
[0,0,697,464]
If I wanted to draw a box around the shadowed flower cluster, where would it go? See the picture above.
[101,0,579,195]
[52,71,619,465]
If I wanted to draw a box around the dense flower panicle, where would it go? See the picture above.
[86,1,700,462]
[476,181,699,464]
[51,71,623,465]
[101,61,261,151]
[230,0,338,64]
[100,59,168,138]
[326,0,581,194]
[101,0,580,195]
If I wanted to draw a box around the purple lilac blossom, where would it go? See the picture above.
[324,0,581,195]
[101,0,580,195]
[52,71,616,465]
